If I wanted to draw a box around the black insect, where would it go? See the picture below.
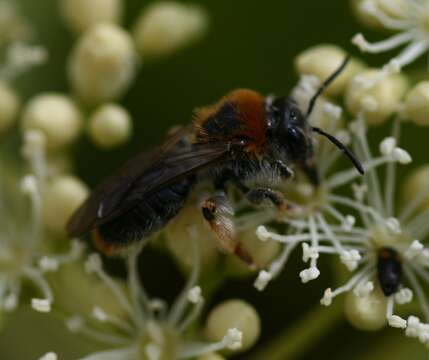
[377,247,402,296]
[67,56,364,267]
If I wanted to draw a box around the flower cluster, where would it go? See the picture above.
[4,0,429,358]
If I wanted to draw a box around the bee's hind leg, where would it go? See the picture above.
[200,192,256,269]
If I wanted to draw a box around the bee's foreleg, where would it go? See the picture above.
[200,192,255,268]
[234,181,301,216]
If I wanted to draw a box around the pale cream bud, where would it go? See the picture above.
[404,81,429,126]
[294,44,365,96]
[43,175,89,233]
[351,0,408,29]
[402,165,429,211]
[60,0,122,34]
[88,103,132,148]
[133,2,208,59]
[345,69,408,125]
[0,81,19,133]
[22,93,83,151]
[227,228,280,275]
[206,299,260,352]
[69,23,137,105]
[345,286,387,331]
[165,201,219,272]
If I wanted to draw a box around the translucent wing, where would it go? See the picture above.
[67,129,231,237]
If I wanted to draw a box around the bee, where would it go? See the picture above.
[67,56,364,267]
[377,247,402,296]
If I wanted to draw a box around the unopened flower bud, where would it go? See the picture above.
[402,165,429,211]
[60,0,122,34]
[88,103,132,148]
[165,202,219,272]
[133,2,208,59]
[206,299,260,352]
[43,175,89,233]
[22,93,82,151]
[351,0,407,30]
[69,23,137,105]
[295,44,365,96]
[345,286,387,331]
[404,81,429,126]
[346,69,408,125]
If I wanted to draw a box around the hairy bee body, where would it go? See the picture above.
[67,57,363,264]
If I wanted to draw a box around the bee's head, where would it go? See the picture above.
[267,96,313,162]
[266,55,364,185]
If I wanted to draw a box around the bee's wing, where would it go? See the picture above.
[66,132,231,237]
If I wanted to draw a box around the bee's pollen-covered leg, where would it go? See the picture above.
[200,192,256,269]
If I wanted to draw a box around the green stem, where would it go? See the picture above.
[249,299,344,360]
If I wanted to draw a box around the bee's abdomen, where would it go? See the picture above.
[95,177,195,254]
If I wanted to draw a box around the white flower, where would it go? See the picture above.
[0,131,83,313]
[299,117,429,343]
[75,243,249,359]
[352,0,429,75]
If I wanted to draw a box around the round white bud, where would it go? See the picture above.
[0,81,19,133]
[88,103,132,148]
[60,0,122,34]
[133,2,208,59]
[402,165,429,211]
[43,175,89,233]
[69,23,137,105]
[205,299,260,352]
[22,93,82,151]
[345,69,408,125]
[404,81,429,126]
[295,44,365,96]
[165,200,219,273]
[344,286,387,331]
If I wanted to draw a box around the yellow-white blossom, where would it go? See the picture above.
[43,175,89,234]
[21,93,83,151]
[88,103,132,148]
[205,299,260,352]
[404,81,429,126]
[295,44,365,96]
[60,0,123,34]
[133,2,208,59]
[69,23,138,105]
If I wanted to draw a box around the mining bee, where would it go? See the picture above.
[67,56,364,267]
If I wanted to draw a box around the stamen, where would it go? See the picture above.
[352,31,414,53]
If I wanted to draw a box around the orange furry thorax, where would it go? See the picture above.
[193,89,267,155]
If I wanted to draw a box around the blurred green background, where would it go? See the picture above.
[1,0,428,359]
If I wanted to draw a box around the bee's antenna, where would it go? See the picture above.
[312,126,364,174]
[305,55,350,119]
